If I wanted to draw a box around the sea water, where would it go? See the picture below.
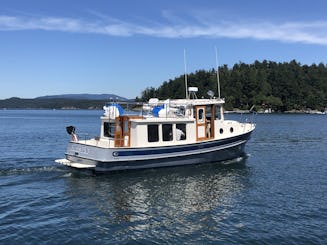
[0,110,326,244]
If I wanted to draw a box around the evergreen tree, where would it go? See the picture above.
[139,60,327,112]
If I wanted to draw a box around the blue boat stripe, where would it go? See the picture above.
[113,132,251,157]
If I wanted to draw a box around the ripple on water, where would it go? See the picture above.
[1,112,327,243]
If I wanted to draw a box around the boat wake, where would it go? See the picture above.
[220,154,248,165]
[0,157,65,176]
[0,166,64,176]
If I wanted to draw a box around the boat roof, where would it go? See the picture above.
[102,97,225,120]
[106,97,225,106]
[167,98,225,106]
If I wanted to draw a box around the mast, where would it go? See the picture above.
[215,46,221,99]
[184,49,189,99]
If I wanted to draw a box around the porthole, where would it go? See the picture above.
[220,128,224,134]
[230,127,234,133]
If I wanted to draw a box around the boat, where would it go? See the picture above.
[56,51,255,173]
[55,85,255,173]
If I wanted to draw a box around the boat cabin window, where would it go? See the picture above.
[176,124,186,141]
[123,120,129,132]
[215,105,222,120]
[104,122,115,137]
[148,124,159,142]
[198,108,204,122]
[206,105,212,120]
[162,124,173,141]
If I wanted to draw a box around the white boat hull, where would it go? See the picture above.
[58,130,253,173]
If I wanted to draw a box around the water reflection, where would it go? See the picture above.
[64,160,251,241]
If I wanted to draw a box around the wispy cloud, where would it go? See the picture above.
[1,13,327,45]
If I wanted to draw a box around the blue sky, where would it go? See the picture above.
[1,0,327,99]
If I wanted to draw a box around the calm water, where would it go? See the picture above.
[0,110,326,244]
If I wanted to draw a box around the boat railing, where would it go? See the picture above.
[73,132,116,147]
[75,133,91,143]
[244,112,257,132]
[141,100,194,119]
[107,98,223,119]
[224,110,256,133]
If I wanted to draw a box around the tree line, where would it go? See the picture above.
[138,60,327,112]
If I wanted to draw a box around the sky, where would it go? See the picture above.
[1,0,327,99]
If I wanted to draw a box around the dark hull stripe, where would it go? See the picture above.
[113,131,252,157]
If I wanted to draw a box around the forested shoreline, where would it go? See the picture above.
[139,60,327,112]
[1,60,327,112]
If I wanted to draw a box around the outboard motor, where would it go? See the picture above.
[66,126,75,135]
[66,126,78,141]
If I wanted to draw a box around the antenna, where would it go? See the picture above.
[215,46,221,99]
[184,49,189,99]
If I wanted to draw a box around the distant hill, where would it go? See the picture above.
[36,94,129,101]
[0,94,132,109]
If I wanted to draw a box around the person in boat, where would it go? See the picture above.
[206,121,211,138]
[176,128,185,141]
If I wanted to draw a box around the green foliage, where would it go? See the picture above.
[140,60,327,112]
[1,60,326,112]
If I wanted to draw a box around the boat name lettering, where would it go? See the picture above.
[71,145,89,154]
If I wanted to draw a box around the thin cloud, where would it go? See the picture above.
[1,14,327,45]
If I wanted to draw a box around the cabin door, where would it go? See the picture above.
[114,116,131,147]
[196,106,207,141]
[196,105,215,141]
[122,117,130,147]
